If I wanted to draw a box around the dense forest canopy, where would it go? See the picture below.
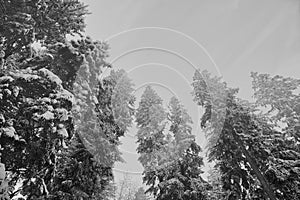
[0,1,299,200]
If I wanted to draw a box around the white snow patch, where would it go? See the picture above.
[38,68,62,85]
[11,72,40,81]
[57,128,68,138]
[92,96,99,104]
[240,162,246,170]
[81,89,89,95]
[57,89,75,104]
[2,127,16,137]
[47,105,54,111]
[4,89,11,95]
[12,86,19,97]
[41,111,54,120]
[0,76,14,83]
[0,163,5,181]
[41,97,51,104]
[55,108,69,121]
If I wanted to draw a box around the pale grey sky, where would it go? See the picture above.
[82,0,300,187]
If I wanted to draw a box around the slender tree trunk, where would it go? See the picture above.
[232,128,277,200]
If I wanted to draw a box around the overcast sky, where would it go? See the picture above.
[81,0,300,187]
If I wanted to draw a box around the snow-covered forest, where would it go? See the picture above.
[0,0,299,200]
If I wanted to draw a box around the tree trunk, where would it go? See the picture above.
[232,128,277,200]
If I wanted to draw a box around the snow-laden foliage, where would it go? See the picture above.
[0,0,89,198]
[136,89,208,200]
[0,0,88,62]
[251,73,300,199]
[136,86,167,168]
[133,187,151,200]
[0,67,74,199]
[0,0,136,199]
[62,38,136,199]
[192,70,300,200]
